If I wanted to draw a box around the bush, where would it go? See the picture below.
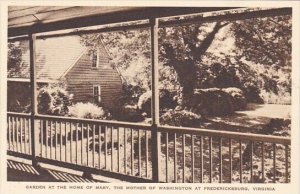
[187,88,234,116]
[137,91,152,116]
[118,105,145,122]
[222,87,247,111]
[137,89,179,117]
[260,90,291,105]
[68,102,110,119]
[160,109,202,127]
[38,84,73,115]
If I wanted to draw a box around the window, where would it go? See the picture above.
[93,85,101,103]
[91,50,99,68]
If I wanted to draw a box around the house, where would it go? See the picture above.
[8,36,122,112]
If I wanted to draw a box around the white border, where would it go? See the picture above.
[1,1,299,194]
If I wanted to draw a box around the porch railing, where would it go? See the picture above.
[7,112,291,183]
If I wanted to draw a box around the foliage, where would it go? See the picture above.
[38,84,73,115]
[160,109,202,127]
[7,42,26,77]
[187,88,234,116]
[137,90,152,116]
[78,10,292,111]
[7,82,31,113]
[222,87,247,111]
[260,89,291,105]
[137,89,179,117]
[68,102,111,119]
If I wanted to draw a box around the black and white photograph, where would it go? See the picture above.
[1,1,300,194]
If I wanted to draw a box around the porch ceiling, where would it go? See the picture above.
[8,6,234,37]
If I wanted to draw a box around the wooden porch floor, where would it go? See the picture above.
[7,156,126,182]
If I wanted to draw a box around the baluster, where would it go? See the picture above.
[55,121,57,160]
[98,125,101,168]
[131,128,134,175]
[87,124,90,166]
[174,133,177,183]
[12,117,15,152]
[105,125,107,169]
[182,134,185,183]
[229,138,232,183]
[28,118,31,154]
[191,135,194,183]
[93,124,95,168]
[239,140,242,183]
[21,118,24,153]
[200,136,203,183]
[111,126,114,171]
[138,129,141,177]
[50,121,52,159]
[60,122,62,161]
[145,130,149,178]
[8,117,11,151]
[124,128,127,174]
[166,133,169,182]
[250,141,253,183]
[70,122,72,163]
[219,137,222,183]
[118,127,120,173]
[75,123,78,164]
[285,145,289,183]
[262,142,265,182]
[65,122,67,162]
[46,120,48,158]
[24,118,27,154]
[40,119,42,157]
[81,123,84,165]
[273,143,276,183]
[209,137,212,183]
[16,117,19,152]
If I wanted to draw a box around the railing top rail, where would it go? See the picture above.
[7,112,31,118]
[7,111,291,145]
[158,125,291,145]
[33,113,152,130]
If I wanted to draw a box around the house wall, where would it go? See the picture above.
[65,46,122,112]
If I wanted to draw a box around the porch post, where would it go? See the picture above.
[150,17,161,182]
[29,32,38,166]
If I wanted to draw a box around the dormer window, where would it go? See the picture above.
[91,50,99,68]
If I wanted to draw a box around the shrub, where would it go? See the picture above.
[118,105,145,122]
[260,90,291,105]
[222,87,247,111]
[160,109,202,127]
[137,90,152,116]
[38,84,73,115]
[187,88,234,116]
[137,89,179,117]
[68,102,110,119]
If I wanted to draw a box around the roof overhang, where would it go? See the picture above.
[8,6,237,37]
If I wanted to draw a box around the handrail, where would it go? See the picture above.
[7,112,31,117]
[7,111,291,145]
[8,112,152,130]
[158,125,291,145]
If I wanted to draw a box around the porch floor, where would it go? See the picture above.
[7,156,126,183]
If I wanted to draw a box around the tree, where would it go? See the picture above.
[7,42,26,77]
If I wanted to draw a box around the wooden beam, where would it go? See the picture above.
[29,33,38,166]
[8,7,291,42]
[161,7,292,28]
[150,17,161,183]
[8,7,233,37]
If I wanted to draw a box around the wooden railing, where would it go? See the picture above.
[7,112,291,183]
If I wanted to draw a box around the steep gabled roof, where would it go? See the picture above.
[16,36,86,80]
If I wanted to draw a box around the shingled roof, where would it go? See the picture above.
[15,36,87,81]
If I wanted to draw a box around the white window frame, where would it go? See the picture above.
[93,85,101,103]
[91,49,99,68]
